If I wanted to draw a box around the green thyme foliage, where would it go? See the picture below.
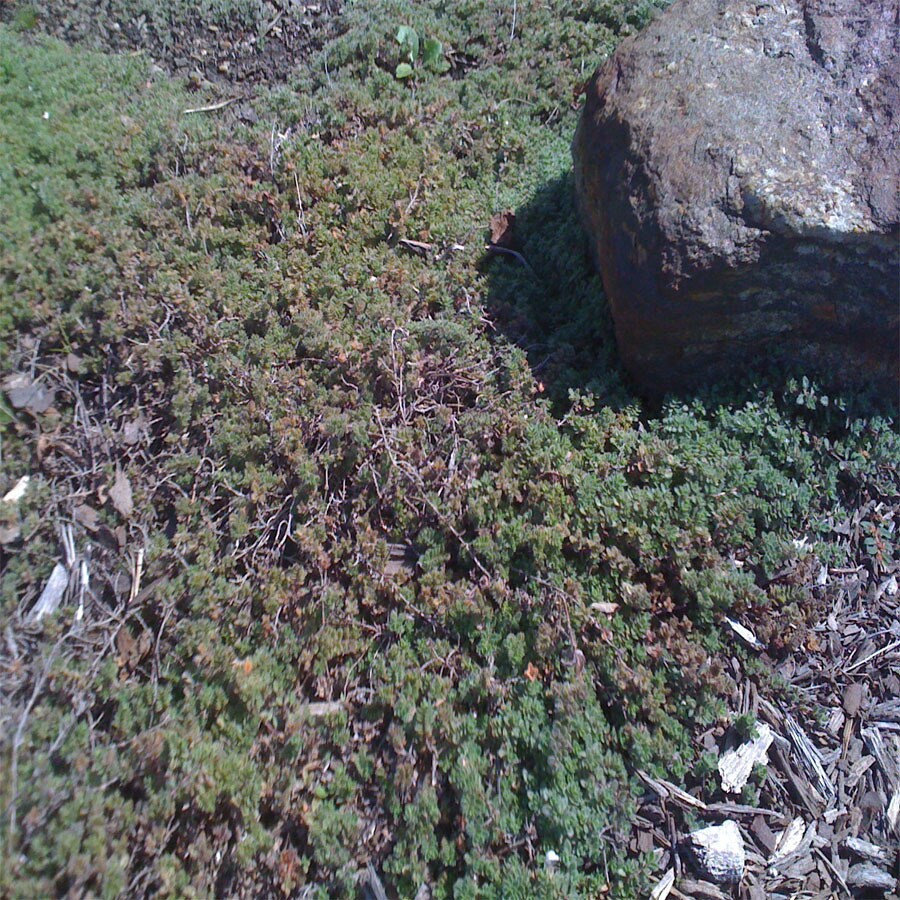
[0,0,897,897]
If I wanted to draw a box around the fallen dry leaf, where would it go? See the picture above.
[489,210,516,248]
[74,504,101,532]
[4,373,55,415]
[109,467,134,519]
[0,519,21,545]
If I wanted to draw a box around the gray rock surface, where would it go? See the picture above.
[685,819,746,884]
[573,0,899,395]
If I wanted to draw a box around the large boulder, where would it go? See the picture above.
[573,0,899,396]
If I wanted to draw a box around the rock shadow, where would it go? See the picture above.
[481,171,631,412]
[482,171,899,422]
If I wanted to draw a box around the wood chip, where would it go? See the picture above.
[719,723,774,794]
[871,698,900,721]
[638,770,707,809]
[887,786,900,837]
[705,802,782,818]
[73,504,101,532]
[778,852,816,879]
[650,868,675,900]
[825,707,845,735]
[784,714,835,805]
[846,638,900,672]
[768,817,806,868]
[844,836,890,864]
[300,701,344,718]
[770,739,822,816]
[182,97,237,115]
[842,682,865,717]
[845,755,876,789]
[590,601,620,615]
[861,726,898,789]
[672,877,730,899]
[398,238,433,256]
[846,861,896,892]
[724,616,763,649]
[2,475,29,505]
[363,863,389,900]
[27,562,69,623]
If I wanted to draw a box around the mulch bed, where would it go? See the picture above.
[635,494,900,898]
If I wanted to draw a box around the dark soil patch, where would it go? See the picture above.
[2,0,343,88]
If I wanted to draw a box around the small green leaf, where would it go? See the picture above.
[0,395,15,427]
[395,26,419,63]
[395,62,414,79]
[422,38,443,67]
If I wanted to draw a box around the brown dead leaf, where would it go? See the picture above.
[233,658,254,675]
[116,627,136,667]
[74,504,101,532]
[524,662,540,682]
[489,210,516,249]
[0,518,21,545]
[572,79,590,104]
[121,418,145,446]
[109,467,134,519]
[36,433,81,465]
[116,627,151,673]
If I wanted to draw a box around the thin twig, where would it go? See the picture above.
[129,548,144,607]
[845,638,900,673]
[815,848,852,899]
[262,10,283,37]
[182,98,236,115]
[294,172,308,237]
[269,120,279,176]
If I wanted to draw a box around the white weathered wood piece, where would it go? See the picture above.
[2,475,29,504]
[27,562,69,623]
[861,726,899,790]
[846,862,896,892]
[649,868,675,900]
[718,723,774,794]
[769,817,805,866]
[783,713,835,804]
[845,836,890,865]
[887,786,900,838]
[724,616,763,649]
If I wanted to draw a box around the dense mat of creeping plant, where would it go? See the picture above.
[0,2,896,896]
